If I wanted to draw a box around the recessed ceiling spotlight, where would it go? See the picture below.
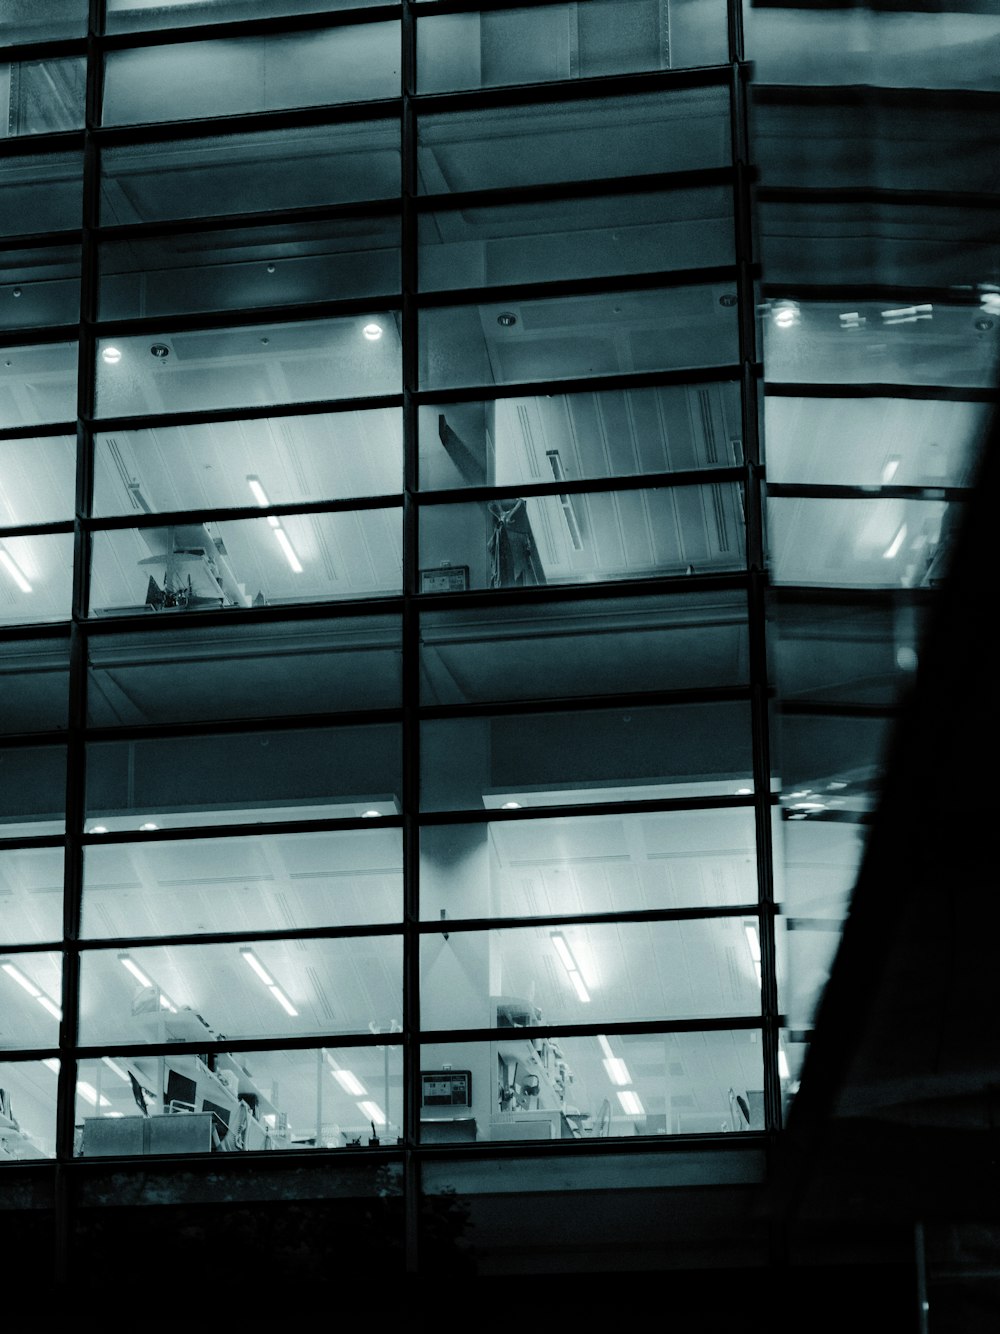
[139,822,159,831]
[11,287,21,298]
[101,347,122,365]
[150,344,169,359]
[501,801,521,809]
[89,826,108,834]
[772,300,800,329]
[361,809,382,818]
[496,312,517,327]
[975,318,994,332]
[362,323,383,341]
[266,263,276,274]
[718,294,738,308]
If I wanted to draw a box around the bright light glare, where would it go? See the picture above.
[596,1034,615,1060]
[362,323,383,341]
[36,996,62,1020]
[881,457,901,484]
[119,955,153,988]
[883,524,907,559]
[568,971,591,1003]
[240,948,275,986]
[358,1099,386,1125]
[0,548,32,594]
[247,476,270,508]
[77,1081,111,1109]
[616,1090,645,1116]
[273,527,303,573]
[603,1057,631,1086]
[551,933,576,972]
[101,346,122,365]
[332,1069,367,1097]
[744,924,762,963]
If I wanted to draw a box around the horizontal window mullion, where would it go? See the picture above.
[417,467,744,506]
[0,37,88,64]
[72,1030,403,1063]
[417,264,741,309]
[0,130,84,160]
[95,197,401,244]
[417,902,764,935]
[778,699,904,720]
[91,97,401,148]
[90,294,402,340]
[88,392,404,434]
[0,228,83,255]
[760,280,991,307]
[770,583,936,608]
[77,919,403,953]
[0,420,78,443]
[0,940,64,958]
[413,63,732,116]
[766,482,971,502]
[0,324,79,350]
[416,165,738,214]
[757,184,1000,211]
[98,4,402,52]
[418,791,766,827]
[0,519,75,539]
[763,381,999,403]
[415,570,750,611]
[413,363,748,406]
[419,683,753,723]
[418,1015,766,1046]
[752,82,1000,110]
[86,492,403,532]
[82,705,403,746]
[81,593,406,636]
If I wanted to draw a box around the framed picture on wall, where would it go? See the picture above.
[420,565,470,593]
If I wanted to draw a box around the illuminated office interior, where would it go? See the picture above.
[0,0,997,1308]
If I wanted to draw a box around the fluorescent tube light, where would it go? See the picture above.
[42,1058,60,1075]
[119,955,153,988]
[36,996,63,1020]
[240,947,275,987]
[616,1090,645,1116]
[268,983,299,1017]
[246,475,270,508]
[1,961,41,997]
[101,346,122,365]
[273,527,303,573]
[881,457,901,484]
[744,924,762,963]
[883,524,907,559]
[567,971,591,1003]
[332,1069,367,1097]
[551,933,576,972]
[0,548,32,594]
[77,1081,111,1109]
[596,1034,615,1060]
[102,1057,131,1082]
[358,1099,386,1125]
[603,1057,631,1086]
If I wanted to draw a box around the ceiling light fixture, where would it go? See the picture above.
[778,1049,790,1080]
[362,323,383,341]
[616,1090,645,1116]
[771,301,800,329]
[239,947,299,1017]
[0,547,32,594]
[603,1057,632,1086]
[88,826,108,835]
[357,1099,386,1125]
[501,802,521,810]
[272,527,303,574]
[333,1069,368,1097]
[246,475,303,571]
[139,822,159,831]
[0,960,62,1021]
[101,346,122,365]
[361,809,382,819]
[118,953,178,1013]
[551,931,590,1003]
[77,1081,112,1109]
[596,1034,615,1060]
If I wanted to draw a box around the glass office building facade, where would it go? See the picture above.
[0,0,996,1294]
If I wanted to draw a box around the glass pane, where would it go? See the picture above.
[102,26,400,127]
[0,847,64,945]
[0,636,70,735]
[775,713,894,814]
[1,59,86,138]
[75,1044,402,1156]
[0,744,65,837]
[0,533,75,626]
[420,590,749,705]
[86,723,401,830]
[419,484,745,591]
[421,918,762,1030]
[99,217,400,321]
[417,0,727,93]
[0,436,75,524]
[101,121,400,226]
[770,597,928,708]
[419,1028,763,1144]
[744,5,1000,92]
[0,950,62,1048]
[418,382,742,490]
[761,297,1000,389]
[88,614,402,726]
[90,509,402,616]
[420,807,758,920]
[767,496,961,589]
[0,1060,58,1160]
[0,340,77,428]
[82,826,402,938]
[106,0,387,33]
[764,395,990,488]
[758,198,1000,291]
[95,316,400,418]
[419,187,733,291]
[420,284,739,390]
[420,700,754,811]
[417,87,731,194]
[1,2,88,45]
[78,935,402,1045]
[93,409,402,516]
[0,151,84,240]
[0,245,80,331]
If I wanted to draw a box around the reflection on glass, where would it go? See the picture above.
[775,713,893,821]
[0,533,74,626]
[1,1,87,45]
[0,846,64,945]
[420,807,757,919]
[419,382,742,490]
[421,918,762,1031]
[88,615,402,726]
[0,744,66,837]
[0,341,77,428]
[82,827,402,938]
[101,121,400,226]
[417,88,731,194]
[106,0,386,32]
[99,217,400,321]
[0,436,75,524]
[419,590,749,705]
[78,935,403,1046]
[90,509,402,617]
[0,951,62,1049]
[95,316,400,418]
[419,188,733,291]
[0,246,80,331]
[93,409,402,515]
[0,1060,58,1160]
[1,58,85,137]
[420,700,754,811]
[0,636,70,735]
[103,26,400,126]
[86,723,401,831]
[0,151,84,239]
[764,395,989,488]
[419,1028,763,1143]
[762,298,1000,388]
[75,1044,401,1156]
[419,484,745,591]
[420,285,739,390]
[417,0,727,93]
[767,495,961,589]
